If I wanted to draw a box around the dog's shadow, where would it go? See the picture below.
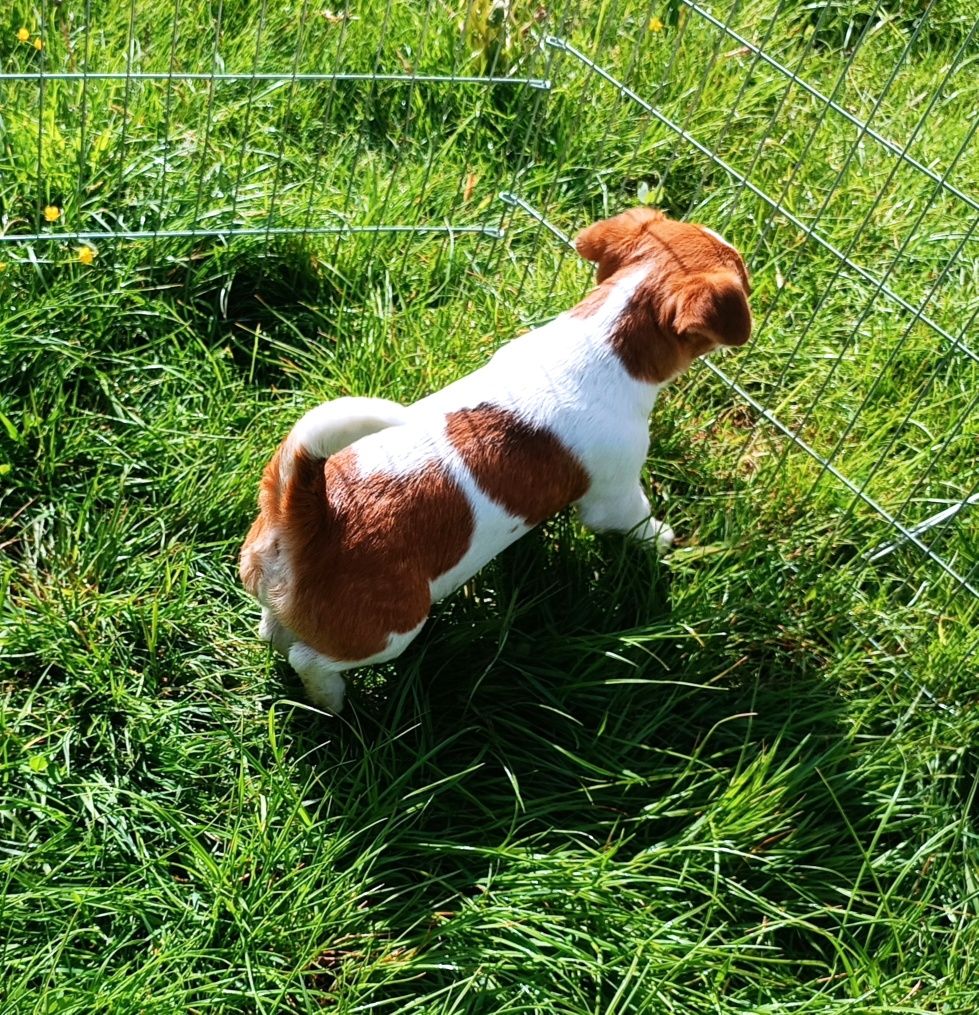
[266,516,886,1002]
[279,514,675,726]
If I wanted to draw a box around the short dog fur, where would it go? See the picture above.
[240,207,752,711]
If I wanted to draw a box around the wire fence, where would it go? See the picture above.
[3,1,977,633]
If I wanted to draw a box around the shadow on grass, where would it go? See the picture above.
[263,519,890,1002]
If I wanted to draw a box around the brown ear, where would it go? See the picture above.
[673,271,752,347]
[574,219,613,265]
[574,207,665,282]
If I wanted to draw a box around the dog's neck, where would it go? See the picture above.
[567,266,693,387]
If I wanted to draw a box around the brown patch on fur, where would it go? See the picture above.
[572,209,753,383]
[606,275,686,383]
[446,403,590,525]
[240,446,283,596]
[241,446,474,662]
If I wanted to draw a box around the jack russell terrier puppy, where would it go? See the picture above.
[241,207,752,712]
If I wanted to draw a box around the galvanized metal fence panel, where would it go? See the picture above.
[3,0,976,629]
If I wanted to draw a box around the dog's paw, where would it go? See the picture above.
[637,518,675,554]
[288,643,347,714]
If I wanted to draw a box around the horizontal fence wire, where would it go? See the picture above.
[0,226,505,245]
[0,72,552,85]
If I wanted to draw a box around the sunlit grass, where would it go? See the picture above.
[1,1,977,1011]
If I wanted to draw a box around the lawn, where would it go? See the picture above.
[1,0,978,1011]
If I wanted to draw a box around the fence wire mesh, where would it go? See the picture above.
[2,0,977,663]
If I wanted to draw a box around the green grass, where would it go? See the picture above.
[2,0,978,1011]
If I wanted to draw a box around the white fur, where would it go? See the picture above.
[279,396,410,485]
[259,271,676,713]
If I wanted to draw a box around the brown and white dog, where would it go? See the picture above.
[240,207,752,712]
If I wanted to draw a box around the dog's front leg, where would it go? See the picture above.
[576,484,674,553]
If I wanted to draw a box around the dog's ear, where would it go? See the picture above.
[672,270,752,348]
[575,207,665,283]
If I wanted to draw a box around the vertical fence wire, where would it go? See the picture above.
[742,18,978,503]
[33,0,47,234]
[495,0,635,314]
[359,0,439,271]
[72,0,93,238]
[492,0,677,317]
[226,0,271,239]
[421,4,494,280]
[150,0,185,262]
[262,0,315,252]
[295,11,358,243]
[415,3,538,289]
[328,0,398,265]
[657,0,745,191]
[683,0,828,220]
[720,0,887,249]
[116,0,139,212]
[440,2,572,344]
[404,13,488,294]
[390,5,458,273]
[184,0,224,281]
[482,1,583,278]
[596,0,687,216]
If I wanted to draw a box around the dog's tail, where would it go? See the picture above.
[277,397,410,488]
[240,397,409,600]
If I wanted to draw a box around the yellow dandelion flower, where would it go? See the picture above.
[77,246,95,265]
[17,26,30,42]
[33,36,44,50]
[649,15,664,31]
[0,262,7,272]
[43,205,60,222]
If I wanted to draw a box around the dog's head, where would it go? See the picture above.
[573,207,752,381]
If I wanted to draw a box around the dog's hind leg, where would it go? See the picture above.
[259,607,297,657]
[287,643,348,714]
